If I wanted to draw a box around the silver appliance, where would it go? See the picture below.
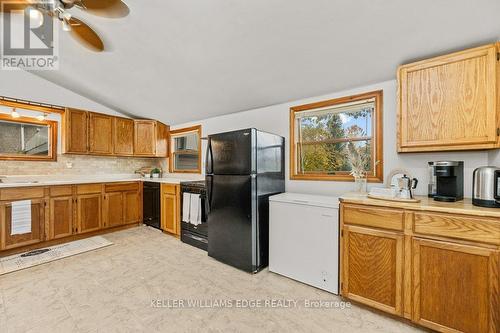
[472,166,500,208]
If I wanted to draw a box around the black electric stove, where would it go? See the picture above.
[180,180,208,251]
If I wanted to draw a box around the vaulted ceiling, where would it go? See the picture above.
[32,0,500,124]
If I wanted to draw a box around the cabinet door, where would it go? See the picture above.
[124,191,141,224]
[342,225,404,316]
[64,108,88,154]
[49,196,74,240]
[113,117,134,155]
[76,194,102,233]
[161,192,177,234]
[89,112,113,155]
[0,199,45,250]
[398,44,498,152]
[413,238,499,333]
[103,192,124,228]
[134,120,156,156]
[155,122,169,157]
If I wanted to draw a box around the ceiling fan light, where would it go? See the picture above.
[11,108,20,118]
[62,19,71,31]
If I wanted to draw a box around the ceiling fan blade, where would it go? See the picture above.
[68,17,104,52]
[77,0,129,18]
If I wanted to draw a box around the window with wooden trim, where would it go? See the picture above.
[169,125,202,173]
[0,100,60,161]
[290,90,383,182]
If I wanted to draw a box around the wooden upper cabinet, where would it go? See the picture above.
[342,225,403,316]
[412,238,499,333]
[63,108,88,154]
[113,117,134,155]
[89,112,113,155]
[63,109,169,157]
[134,120,169,157]
[134,120,156,156]
[155,122,169,157]
[398,43,499,152]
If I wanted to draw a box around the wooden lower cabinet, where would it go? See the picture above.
[103,183,142,228]
[413,238,499,333]
[124,191,141,224]
[340,202,500,333]
[0,199,45,250]
[49,196,74,239]
[76,194,102,233]
[342,225,403,315]
[161,184,180,235]
[104,192,124,228]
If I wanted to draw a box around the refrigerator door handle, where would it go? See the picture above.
[206,175,213,212]
[206,137,213,174]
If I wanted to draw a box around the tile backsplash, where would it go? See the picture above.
[0,155,165,175]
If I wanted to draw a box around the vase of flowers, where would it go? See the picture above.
[346,141,370,193]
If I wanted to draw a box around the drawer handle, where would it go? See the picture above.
[293,200,309,203]
[322,214,333,217]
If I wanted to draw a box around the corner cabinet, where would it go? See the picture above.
[398,42,500,152]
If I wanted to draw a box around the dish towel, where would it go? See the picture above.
[189,194,201,226]
[182,193,191,223]
[11,200,32,235]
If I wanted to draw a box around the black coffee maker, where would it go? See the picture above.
[431,161,464,202]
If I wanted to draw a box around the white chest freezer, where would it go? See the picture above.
[269,193,339,294]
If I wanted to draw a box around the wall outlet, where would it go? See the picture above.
[66,162,73,169]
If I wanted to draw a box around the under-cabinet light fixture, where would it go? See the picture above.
[36,113,48,121]
[11,108,20,118]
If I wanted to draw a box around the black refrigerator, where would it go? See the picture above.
[206,128,285,273]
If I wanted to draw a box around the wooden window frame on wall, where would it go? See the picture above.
[0,113,58,162]
[289,90,383,182]
[169,125,202,174]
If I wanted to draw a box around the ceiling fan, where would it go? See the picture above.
[0,0,129,52]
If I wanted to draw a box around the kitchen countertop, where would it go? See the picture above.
[340,193,500,219]
[0,174,205,189]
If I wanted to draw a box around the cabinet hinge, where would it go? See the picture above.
[341,230,344,237]
[340,282,343,291]
[497,52,500,61]
[497,128,500,137]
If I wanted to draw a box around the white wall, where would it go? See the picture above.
[0,70,122,115]
[172,80,492,198]
[489,150,500,166]
[0,70,131,154]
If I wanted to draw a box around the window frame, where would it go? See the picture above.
[289,90,383,182]
[0,113,58,162]
[169,125,202,174]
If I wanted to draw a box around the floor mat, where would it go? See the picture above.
[0,236,113,275]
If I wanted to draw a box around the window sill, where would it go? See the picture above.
[290,174,383,183]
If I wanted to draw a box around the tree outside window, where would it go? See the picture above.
[290,90,383,182]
